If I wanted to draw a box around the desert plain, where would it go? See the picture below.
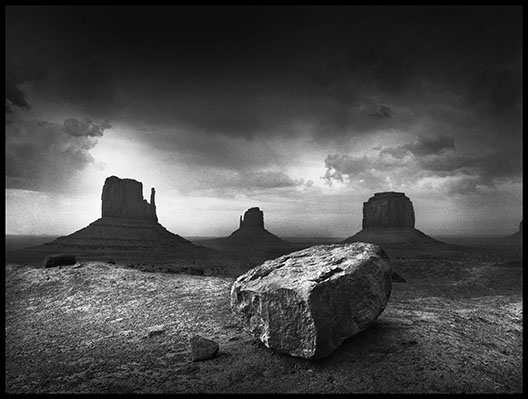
[4,232,523,394]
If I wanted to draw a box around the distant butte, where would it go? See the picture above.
[507,220,523,241]
[342,192,441,245]
[239,207,265,229]
[30,176,214,261]
[215,207,289,247]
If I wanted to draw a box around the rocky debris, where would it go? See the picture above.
[46,217,191,248]
[189,335,219,361]
[239,207,264,228]
[146,325,166,338]
[343,227,439,245]
[363,192,415,228]
[43,254,77,268]
[101,176,157,221]
[230,242,392,359]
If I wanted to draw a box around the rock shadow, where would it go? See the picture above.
[309,318,416,367]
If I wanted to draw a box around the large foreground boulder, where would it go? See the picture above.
[230,242,392,359]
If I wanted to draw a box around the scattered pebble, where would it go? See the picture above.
[146,325,166,338]
[189,335,219,361]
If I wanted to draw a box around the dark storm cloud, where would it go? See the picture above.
[175,166,312,196]
[5,117,111,192]
[241,171,308,189]
[368,105,393,120]
[380,136,455,159]
[324,133,522,195]
[5,6,522,198]
[63,118,111,137]
[5,6,521,138]
[5,61,47,112]
[323,153,397,188]
[342,7,522,111]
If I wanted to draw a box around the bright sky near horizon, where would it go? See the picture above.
[6,6,523,237]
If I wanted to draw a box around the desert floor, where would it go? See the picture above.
[4,238,523,394]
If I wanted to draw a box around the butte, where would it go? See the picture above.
[213,207,289,247]
[26,176,215,263]
[506,220,523,242]
[342,192,441,246]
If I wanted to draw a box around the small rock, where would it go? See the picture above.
[146,325,166,337]
[189,335,219,361]
[392,271,406,282]
[107,260,116,264]
[181,267,204,276]
[44,254,77,268]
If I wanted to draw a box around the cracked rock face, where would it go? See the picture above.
[230,242,392,359]
[240,207,264,229]
[362,192,415,229]
[101,176,157,221]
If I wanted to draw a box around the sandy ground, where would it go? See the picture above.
[4,243,523,394]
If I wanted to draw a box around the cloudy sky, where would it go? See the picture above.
[6,6,523,237]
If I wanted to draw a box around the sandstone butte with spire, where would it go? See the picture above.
[35,176,213,261]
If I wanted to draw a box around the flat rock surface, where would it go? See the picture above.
[5,247,523,393]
